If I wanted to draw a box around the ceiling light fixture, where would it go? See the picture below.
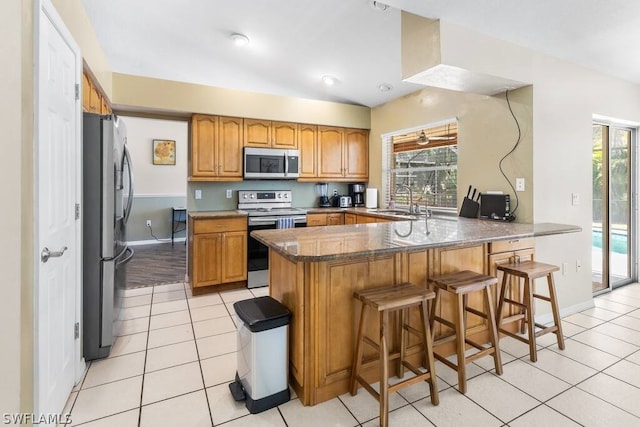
[369,1,390,11]
[322,75,337,86]
[378,83,392,92]
[230,33,250,47]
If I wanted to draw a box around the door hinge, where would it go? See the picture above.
[75,83,80,101]
[74,322,80,339]
[75,203,80,220]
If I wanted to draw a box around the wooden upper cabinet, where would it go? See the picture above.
[82,73,91,112]
[272,121,298,149]
[191,115,219,177]
[344,128,369,180]
[218,116,244,177]
[82,70,111,114]
[244,119,271,147]
[317,126,344,178]
[88,82,101,113]
[299,124,317,178]
[190,114,243,180]
[244,119,299,149]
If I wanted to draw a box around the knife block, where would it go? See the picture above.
[459,198,479,218]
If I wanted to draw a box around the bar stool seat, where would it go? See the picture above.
[428,270,503,394]
[496,260,565,362]
[350,283,439,427]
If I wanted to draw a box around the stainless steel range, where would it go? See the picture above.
[239,190,307,288]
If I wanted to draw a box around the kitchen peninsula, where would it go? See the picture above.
[251,217,580,406]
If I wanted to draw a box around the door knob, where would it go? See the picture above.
[41,246,68,263]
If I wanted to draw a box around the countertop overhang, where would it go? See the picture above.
[251,217,581,262]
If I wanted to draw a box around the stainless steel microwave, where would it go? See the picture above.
[243,147,300,179]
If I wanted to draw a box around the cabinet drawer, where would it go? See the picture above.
[194,217,246,234]
[307,214,327,227]
[489,238,535,254]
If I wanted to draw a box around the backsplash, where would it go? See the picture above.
[187,181,355,211]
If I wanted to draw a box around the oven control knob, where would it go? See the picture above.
[242,194,247,199]
[250,194,255,199]
[284,193,289,199]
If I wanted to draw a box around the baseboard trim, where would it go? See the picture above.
[535,299,595,325]
[128,237,186,246]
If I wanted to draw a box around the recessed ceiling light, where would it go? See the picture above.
[378,83,393,92]
[322,75,338,86]
[370,1,390,11]
[230,33,250,47]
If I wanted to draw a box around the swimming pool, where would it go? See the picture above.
[592,229,628,254]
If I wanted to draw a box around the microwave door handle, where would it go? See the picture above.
[284,153,289,177]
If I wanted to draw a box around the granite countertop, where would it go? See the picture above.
[188,210,248,219]
[251,217,581,262]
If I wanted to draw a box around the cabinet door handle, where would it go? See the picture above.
[508,239,520,244]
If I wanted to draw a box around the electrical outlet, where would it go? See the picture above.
[516,178,525,192]
[571,193,580,205]
[146,219,151,227]
[333,189,338,196]
[195,189,202,200]
[226,189,232,199]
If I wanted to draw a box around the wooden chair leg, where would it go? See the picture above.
[523,278,537,362]
[518,277,526,334]
[420,300,439,405]
[454,293,467,394]
[496,272,509,332]
[379,310,390,427]
[399,308,406,378]
[547,273,565,350]
[429,288,440,337]
[350,303,366,395]
[484,286,503,375]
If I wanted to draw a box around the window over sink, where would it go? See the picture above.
[382,119,458,212]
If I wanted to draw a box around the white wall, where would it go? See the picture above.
[436,20,640,314]
[122,116,188,196]
[120,116,188,242]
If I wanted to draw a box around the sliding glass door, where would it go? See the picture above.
[592,123,636,293]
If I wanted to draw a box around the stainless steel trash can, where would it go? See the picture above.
[229,296,291,413]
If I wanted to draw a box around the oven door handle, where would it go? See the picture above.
[248,215,306,226]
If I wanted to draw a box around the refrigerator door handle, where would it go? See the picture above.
[123,145,135,224]
[100,258,115,348]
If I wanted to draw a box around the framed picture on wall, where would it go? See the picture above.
[152,139,176,165]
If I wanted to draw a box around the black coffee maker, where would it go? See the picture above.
[349,183,365,207]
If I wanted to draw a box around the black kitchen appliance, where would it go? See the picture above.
[349,183,365,207]
[479,194,513,221]
[316,183,331,208]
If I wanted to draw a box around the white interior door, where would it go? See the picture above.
[36,0,82,418]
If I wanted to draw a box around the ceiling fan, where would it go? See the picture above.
[416,130,456,145]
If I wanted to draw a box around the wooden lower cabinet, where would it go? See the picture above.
[307,213,344,226]
[188,216,247,288]
[269,241,522,406]
[344,213,356,224]
[488,238,535,320]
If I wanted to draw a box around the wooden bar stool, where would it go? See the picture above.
[428,270,503,394]
[350,283,439,427]
[496,260,565,362]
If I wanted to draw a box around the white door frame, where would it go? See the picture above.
[34,0,85,414]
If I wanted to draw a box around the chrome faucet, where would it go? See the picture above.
[395,185,415,214]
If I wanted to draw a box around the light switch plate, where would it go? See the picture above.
[195,189,202,200]
[571,193,579,205]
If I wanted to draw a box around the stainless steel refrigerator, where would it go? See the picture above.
[82,113,134,360]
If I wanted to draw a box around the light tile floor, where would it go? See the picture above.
[60,282,640,426]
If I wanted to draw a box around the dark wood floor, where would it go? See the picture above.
[126,243,186,289]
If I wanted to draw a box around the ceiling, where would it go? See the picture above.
[81,0,640,108]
